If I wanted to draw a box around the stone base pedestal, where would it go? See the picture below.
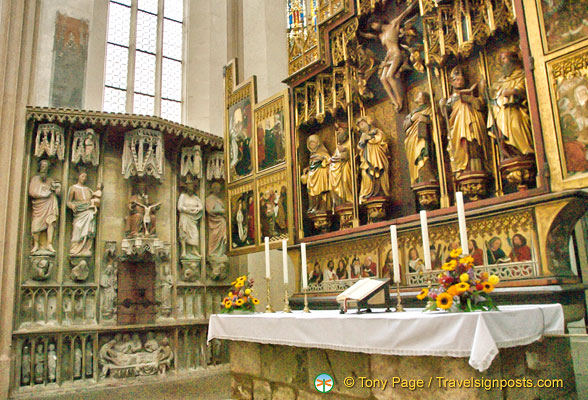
[180,257,202,282]
[334,203,354,230]
[228,337,576,400]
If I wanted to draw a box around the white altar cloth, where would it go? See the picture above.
[208,304,564,372]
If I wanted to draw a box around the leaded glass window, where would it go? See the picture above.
[103,0,184,123]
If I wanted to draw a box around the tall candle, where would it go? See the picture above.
[390,225,401,284]
[301,243,308,289]
[265,237,271,279]
[456,192,469,255]
[282,239,289,285]
[420,210,432,271]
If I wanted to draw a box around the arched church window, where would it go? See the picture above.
[103,0,184,123]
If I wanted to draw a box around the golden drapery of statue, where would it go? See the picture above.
[329,123,354,205]
[404,92,434,185]
[487,50,534,158]
[301,134,331,213]
[441,67,489,175]
[356,116,390,203]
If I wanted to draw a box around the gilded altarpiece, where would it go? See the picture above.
[224,60,294,255]
[11,109,232,394]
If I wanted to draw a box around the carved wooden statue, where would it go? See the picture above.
[404,91,436,185]
[358,0,418,111]
[177,178,203,259]
[29,159,61,254]
[485,49,534,159]
[329,123,354,206]
[439,66,489,177]
[301,134,331,214]
[356,116,390,203]
[67,168,102,257]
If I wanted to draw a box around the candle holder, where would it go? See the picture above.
[265,277,274,313]
[303,288,310,313]
[395,281,405,312]
[283,284,292,313]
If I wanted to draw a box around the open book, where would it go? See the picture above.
[336,278,391,313]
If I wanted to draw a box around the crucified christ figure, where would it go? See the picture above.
[359,1,418,112]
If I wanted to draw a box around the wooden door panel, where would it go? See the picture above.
[117,262,156,324]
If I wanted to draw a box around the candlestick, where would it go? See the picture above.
[282,239,288,285]
[395,281,404,312]
[301,243,308,290]
[456,192,469,255]
[265,277,274,313]
[390,225,401,284]
[264,237,271,279]
[303,288,310,313]
[283,284,292,313]
[420,210,432,271]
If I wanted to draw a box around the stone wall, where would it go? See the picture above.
[228,338,576,400]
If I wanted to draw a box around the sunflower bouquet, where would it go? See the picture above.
[221,275,260,313]
[416,248,500,312]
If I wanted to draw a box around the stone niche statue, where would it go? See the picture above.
[158,265,173,318]
[301,134,331,214]
[100,242,118,321]
[29,159,61,255]
[125,179,160,238]
[205,182,228,280]
[180,145,203,179]
[178,177,203,259]
[439,66,490,177]
[329,123,354,206]
[21,345,31,385]
[71,128,100,166]
[67,167,102,257]
[356,116,390,203]
[99,333,174,378]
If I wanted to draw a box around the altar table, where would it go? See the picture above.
[209,305,575,400]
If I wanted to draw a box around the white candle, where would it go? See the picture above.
[390,225,401,284]
[301,243,308,289]
[456,192,469,255]
[282,239,288,285]
[420,210,432,271]
[265,236,271,279]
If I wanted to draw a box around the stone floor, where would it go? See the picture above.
[13,368,231,400]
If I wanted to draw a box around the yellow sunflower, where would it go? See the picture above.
[417,288,429,300]
[460,273,469,282]
[224,300,232,308]
[231,281,237,286]
[442,260,457,271]
[482,282,494,293]
[460,256,474,266]
[488,275,500,286]
[245,288,252,295]
[252,297,260,305]
[234,281,244,289]
[446,285,459,297]
[450,248,462,258]
[236,275,247,283]
[436,293,453,310]
[235,299,245,306]
[456,282,470,293]
[228,292,233,297]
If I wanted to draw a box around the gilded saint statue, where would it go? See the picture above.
[302,134,331,214]
[329,123,354,206]
[125,180,160,238]
[67,168,102,257]
[484,49,534,159]
[404,91,437,185]
[177,177,204,259]
[358,1,418,111]
[356,116,390,203]
[29,159,61,254]
[439,67,489,176]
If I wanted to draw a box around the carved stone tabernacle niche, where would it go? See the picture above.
[122,129,165,181]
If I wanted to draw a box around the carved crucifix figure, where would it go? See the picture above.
[359,1,418,111]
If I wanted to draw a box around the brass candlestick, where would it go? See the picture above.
[283,284,292,313]
[265,277,274,313]
[303,288,310,313]
[395,281,405,312]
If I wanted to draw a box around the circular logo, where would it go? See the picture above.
[314,373,334,393]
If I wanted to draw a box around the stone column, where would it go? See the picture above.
[0,0,38,397]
